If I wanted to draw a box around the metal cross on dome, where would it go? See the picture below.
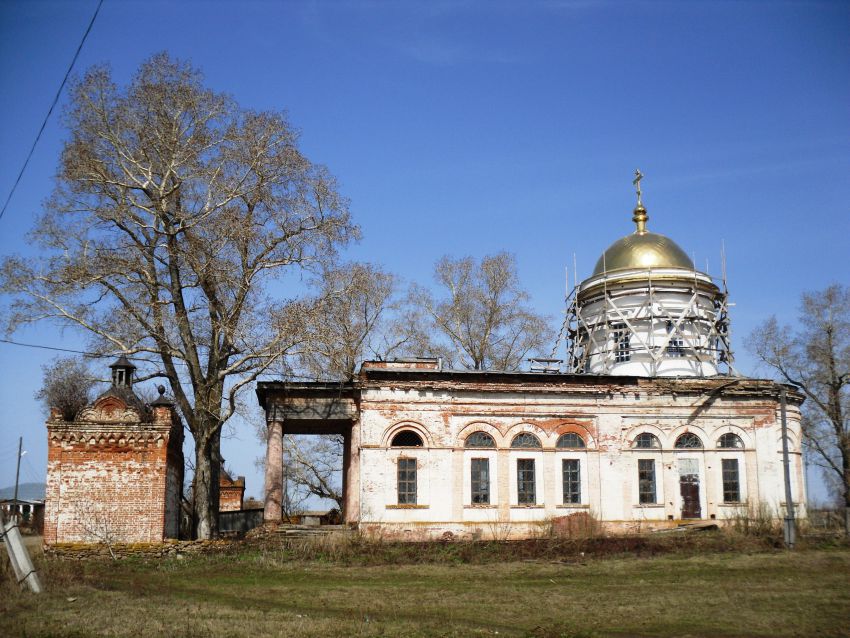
[633,169,644,206]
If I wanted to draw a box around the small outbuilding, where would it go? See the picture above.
[44,357,184,544]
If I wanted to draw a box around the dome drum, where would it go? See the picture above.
[566,183,734,378]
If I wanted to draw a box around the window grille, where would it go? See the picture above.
[517,459,536,504]
[674,433,703,449]
[717,433,743,448]
[471,458,490,504]
[465,431,496,448]
[722,459,741,503]
[612,323,631,363]
[634,433,661,449]
[562,459,581,504]
[397,458,417,504]
[391,430,423,447]
[638,459,656,504]
[511,432,542,448]
[556,432,586,449]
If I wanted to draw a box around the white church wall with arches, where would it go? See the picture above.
[256,174,806,539]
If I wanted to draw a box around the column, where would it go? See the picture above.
[343,419,361,525]
[263,418,283,522]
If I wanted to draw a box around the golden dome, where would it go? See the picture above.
[591,205,694,275]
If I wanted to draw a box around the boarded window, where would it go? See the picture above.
[471,458,490,504]
[638,459,656,504]
[517,459,536,504]
[722,459,741,503]
[511,433,542,449]
[556,432,586,449]
[562,459,581,504]
[397,458,417,504]
[465,431,496,448]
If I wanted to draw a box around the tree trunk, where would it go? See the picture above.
[192,430,221,540]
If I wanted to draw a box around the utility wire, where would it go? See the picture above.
[0,337,113,358]
[0,0,104,222]
[0,337,189,368]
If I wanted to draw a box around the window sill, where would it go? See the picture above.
[718,502,747,507]
[464,504,497,509]
[633,504,664,508]
[556,504,590,509]
[386,504,429,509]
[511,505,544,509]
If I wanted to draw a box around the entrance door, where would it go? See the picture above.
[678,458,701,519]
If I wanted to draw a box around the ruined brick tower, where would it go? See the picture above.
[44,357,184,545]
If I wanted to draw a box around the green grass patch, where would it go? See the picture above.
[2,541,849,637]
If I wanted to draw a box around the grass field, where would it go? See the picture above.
[3,540,849,637]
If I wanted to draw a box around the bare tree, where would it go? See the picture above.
[280,262,419,514]
[285,435,344,511]
[299,263,408,380]
[411,252,554,371]
[747,284,850,535]
[35,357,99,421]
[0,53,356,538]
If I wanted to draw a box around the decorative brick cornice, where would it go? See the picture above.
[46,421,173,447]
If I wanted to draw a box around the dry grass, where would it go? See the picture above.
[2,540,849,638]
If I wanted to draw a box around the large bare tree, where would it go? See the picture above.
[747,284,849,534]
[411,252,553,371]
[1,53,356,538]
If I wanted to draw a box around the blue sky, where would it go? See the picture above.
[0,0,847,502]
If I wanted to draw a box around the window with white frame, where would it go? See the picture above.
[633,432,661,449]
[517,459,536,504]
[470,458,490,504]
[465,431,496,448]
[638,458,657,504]
[717,433,743,448]
[556,432,586,449]
[397,458,417,504]
[562,459,581,504]
[722,459,741,503]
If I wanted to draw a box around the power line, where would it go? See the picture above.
[0,338,111,358]
[0,337,187,367]
[0,0,104,222]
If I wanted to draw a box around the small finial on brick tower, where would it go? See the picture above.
[157,385,166,397]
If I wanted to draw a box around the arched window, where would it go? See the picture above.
[511,432,542,449]
[717,433,744,449]
[391,430,424,447]
[674,433,703,449]
[633,433,660,449]
[465,431,496,448]
[556,432,586,449]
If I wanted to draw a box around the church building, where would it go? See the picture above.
[257,179,806,539]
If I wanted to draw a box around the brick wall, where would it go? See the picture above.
[44,392,183,545]
[219,475,245,512]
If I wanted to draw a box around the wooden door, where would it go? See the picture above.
[680,476,701,519]
[679,458,701,519]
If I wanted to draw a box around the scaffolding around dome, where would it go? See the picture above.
[564,173,736,378]
[564,263,736,377]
